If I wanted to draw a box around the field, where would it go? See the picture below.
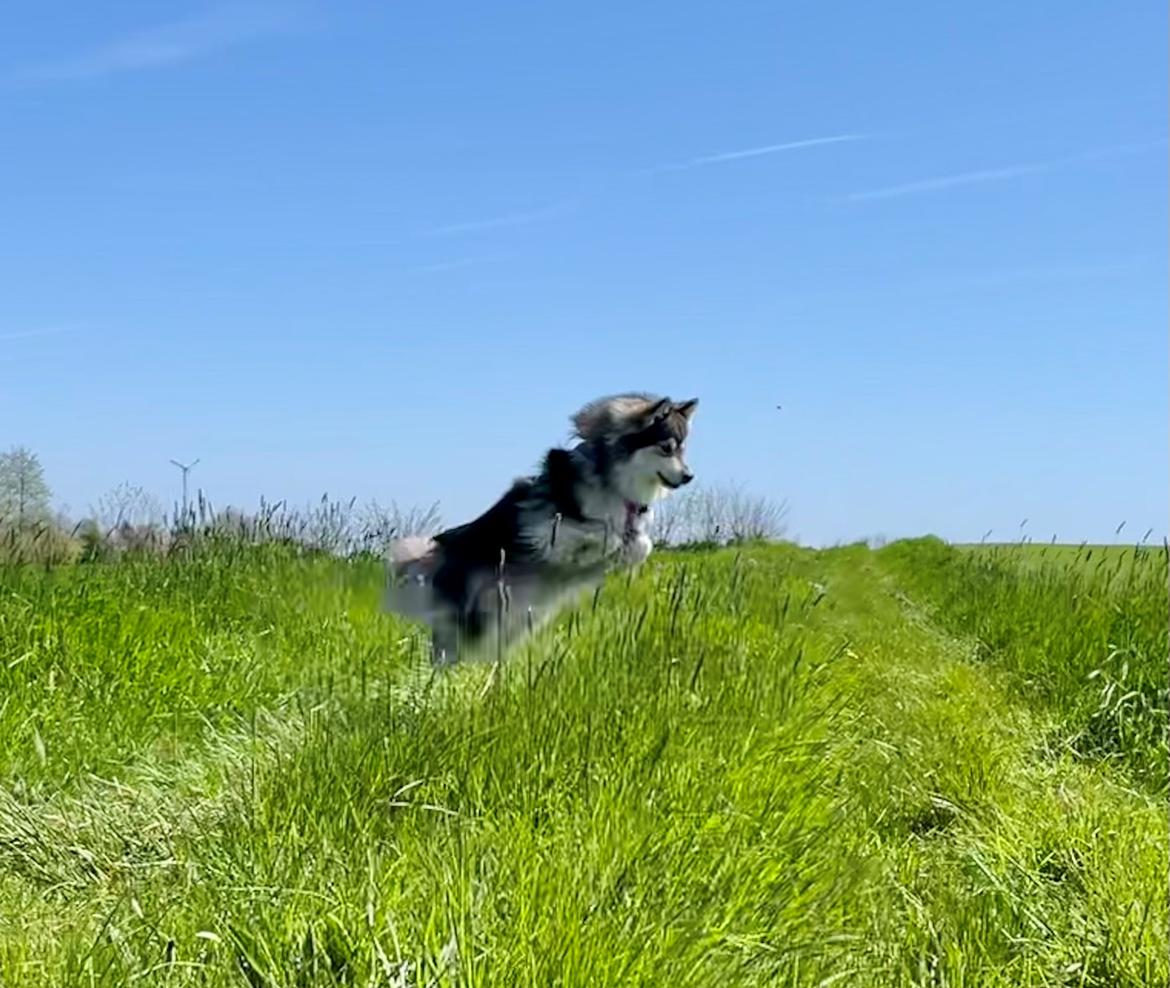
[0,537,1166,986]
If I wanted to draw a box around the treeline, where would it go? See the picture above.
[1,445,789,566]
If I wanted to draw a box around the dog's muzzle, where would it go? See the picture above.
[658,470,695,489]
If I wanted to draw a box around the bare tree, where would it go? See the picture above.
[358,499,442,554]
[0,446,51,526]
[82,482,167,556]
[718,483,789,542]
[94,482,164,530]
[651,481,788,547]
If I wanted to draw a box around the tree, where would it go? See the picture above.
[651,482,789,547]
[0,446,51,525]
[94,482,164,530]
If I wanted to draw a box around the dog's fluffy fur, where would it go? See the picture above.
[385,393,698,665]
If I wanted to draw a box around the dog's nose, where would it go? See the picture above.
[680,470,695,486]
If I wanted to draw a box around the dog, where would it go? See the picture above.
[385,393,698,665]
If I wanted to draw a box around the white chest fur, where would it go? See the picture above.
[531,491,653,569]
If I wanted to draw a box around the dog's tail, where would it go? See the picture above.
[384,536,441,623]
[388,535,438,572]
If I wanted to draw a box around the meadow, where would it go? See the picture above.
[0,531,1166,986]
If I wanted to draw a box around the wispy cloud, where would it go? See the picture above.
[842,139,1167,203]
[649,134,867,174]
[14,3,301,84]
[0,325,72,343]
[419,135,865,243]
[425,201,575,238]
[844,162,1051,202]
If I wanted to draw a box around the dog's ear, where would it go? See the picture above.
[645,397,672,421]
[674,398,699,420]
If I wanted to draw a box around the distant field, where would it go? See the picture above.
[0,537,1166,986]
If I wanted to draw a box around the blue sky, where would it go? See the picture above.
[2,1,1166,545]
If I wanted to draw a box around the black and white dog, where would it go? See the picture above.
[386,393,698,665]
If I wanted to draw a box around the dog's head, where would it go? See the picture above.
[572,393,699,504]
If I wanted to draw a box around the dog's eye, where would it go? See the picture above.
[657,441,676,455]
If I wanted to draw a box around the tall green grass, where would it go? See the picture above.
[0,547,870,984]
[0,540,1165,985]
[879,537,1169,792]
[0,542,400,789]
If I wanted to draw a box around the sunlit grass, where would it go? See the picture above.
[0,539,1165,985]
[882,537,1169,793]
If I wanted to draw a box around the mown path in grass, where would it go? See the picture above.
[0,543,1165,986]
[816,546,1167,986]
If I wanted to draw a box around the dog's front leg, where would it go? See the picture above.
[621,531,653,566]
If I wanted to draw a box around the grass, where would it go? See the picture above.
[882,537,1169,793]
[0,543,397,787]
[0,537,1165,985]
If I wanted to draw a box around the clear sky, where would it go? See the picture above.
[2,1,1166,545]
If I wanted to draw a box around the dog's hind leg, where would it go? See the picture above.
[430,619,459,667]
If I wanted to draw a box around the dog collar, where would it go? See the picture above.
[624,500,649,518]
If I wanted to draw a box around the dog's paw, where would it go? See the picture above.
[621,532,653,566]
